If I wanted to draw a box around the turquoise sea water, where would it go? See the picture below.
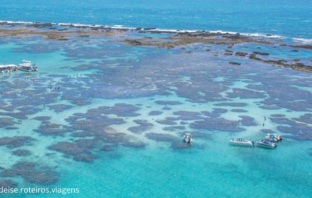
[0,33,311,197]
[0,1,312,198]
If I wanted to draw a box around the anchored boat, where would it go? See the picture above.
[266,133,282,141]
[256,140,277,149]
[18,60,38,72]
[0,64,18,74]
[265,136,279,142]
[183,133,192,144]
[229,138,254,147]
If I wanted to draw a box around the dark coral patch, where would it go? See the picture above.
[261,129,275,134]
[17,105,41,115]
[259,105,281,110]
[0,162,58,185]
[12,149,31,157]
[156,117,178,125]
[0,112,27,120]
[86,103,140,117]
[260,88,312,111]
[73,154,97,163]
[277,126,298,134]
[155,101,182,105]
[227,88,266,99]
[190,117,243,132]
[148,111,163,116]
[33,116,51,121]
[0,179,18,188]
[239,116,257,126]
[35,122,70,136]
[128,120,153,134]
[127,126,148,133]
[0,136,34,149]
[271,114,285,118]
[231,109,247,113]
[67,115,124,130]
[215,102,247,107]
[48,104,74,112]
[163,126,186,131]
[275,119,312,140]
[293,114,312,124]
[189,132,211,140]
[145,133,178,142]
[270,117,294,125]
[5,126,19,130]
[246,84,266,91]
[212,108,228,114]
[71,100,91,106]
[0,118,15,128]
[101,145,114,152]
[48,139,97,162]
[109,103,141,117]
[201,108,227,118]
[49,139,96,155]
[134,120,153,126]
[173,111,202,120]
[68,110,132,144]
[235,52,248,56]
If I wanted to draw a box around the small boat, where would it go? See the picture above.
[183,133,192,144]
[229,138,254,147]
[18,60,38,72]
[265,136,278,142]
[0,64,17,74]
[266,133,282,141]
[256,140,277,149]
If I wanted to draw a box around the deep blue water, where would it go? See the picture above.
[1,0,312,39]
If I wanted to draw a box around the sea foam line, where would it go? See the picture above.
[1,20,310,44]
[293,38,312,44]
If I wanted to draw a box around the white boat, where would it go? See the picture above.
[256,140,277,149]
[265,136,278,142]
[183,133,192,144]
[266,133,282,141]
[0,64,17,74]
[18,60,38,72]
[229,138,254,147]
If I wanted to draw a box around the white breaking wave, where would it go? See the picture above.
[0,20,34,24]
[293,38,312,44]
[241,32,284,39]
[0,20,311,44]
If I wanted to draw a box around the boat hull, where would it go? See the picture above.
[184,138,192,144]
[229,141,254,147]
[266,134,282,142]
[256,143,277,149]
[265,137,278,142]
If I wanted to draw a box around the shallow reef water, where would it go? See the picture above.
[0,29,312,198]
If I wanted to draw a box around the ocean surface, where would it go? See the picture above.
[0,1,312,198]
[0,0,312,40]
